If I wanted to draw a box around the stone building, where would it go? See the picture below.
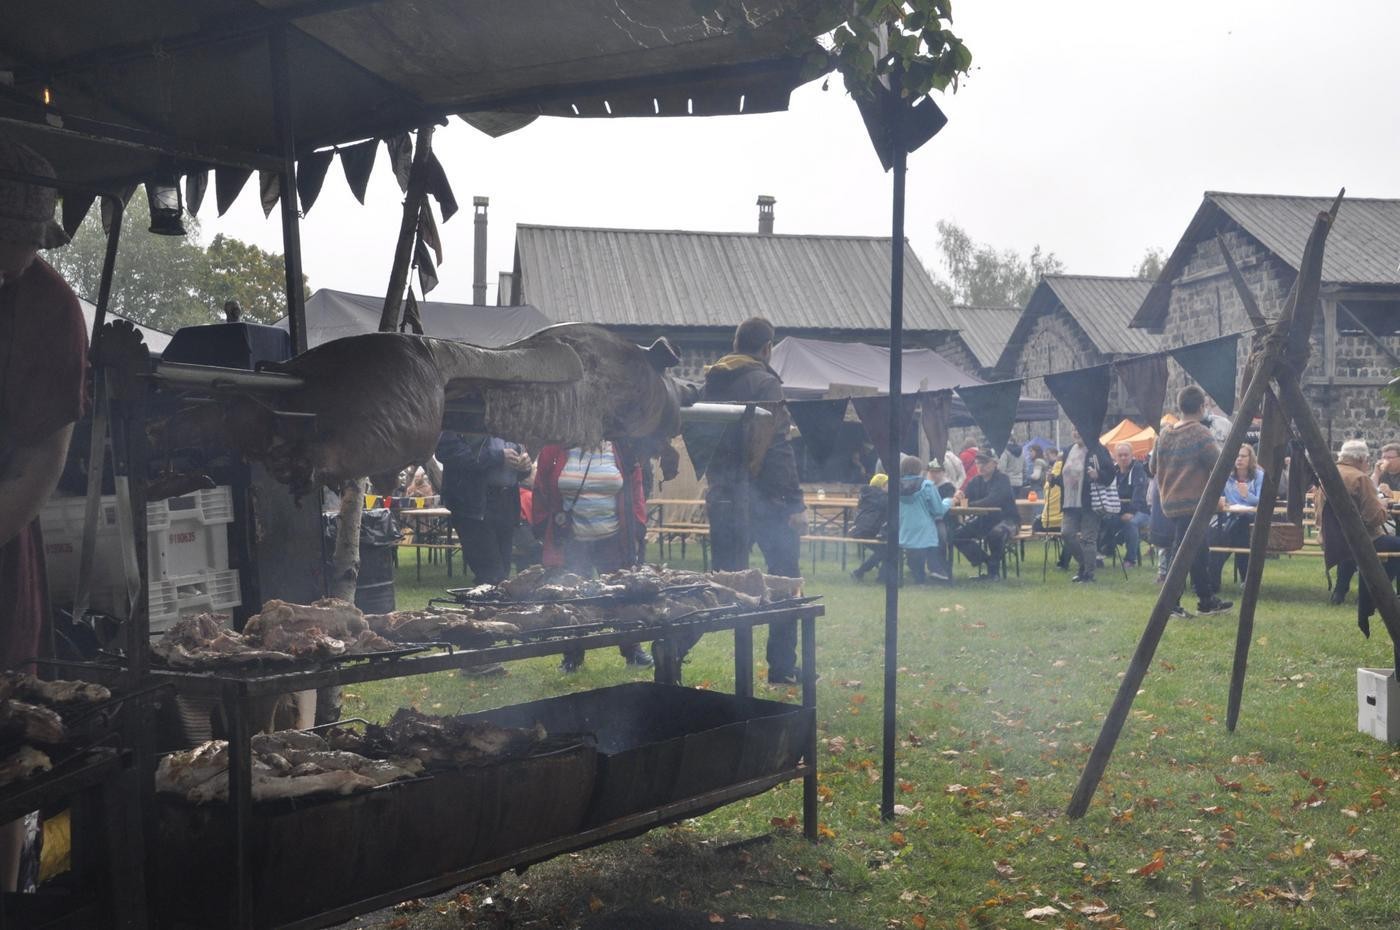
[1130,192,1400,446]
[506,199,966,379]
[997,275,1161,442]
[944,304,1020,379]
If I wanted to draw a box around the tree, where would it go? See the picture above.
[47,193,307,331]
[929,220,1064,308]
[1133,247,1167,281]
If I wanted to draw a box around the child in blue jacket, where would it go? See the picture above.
[900,455,952,583]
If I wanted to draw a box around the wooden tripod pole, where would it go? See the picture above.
[1225,390,1286,731]
[1275,372,1400,670]
[1066,354,1275,818]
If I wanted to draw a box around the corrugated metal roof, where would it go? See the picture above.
[947,304,1020,369]
[998,275,1160,370]
[1132,192,1400,330]
[514,225,958,333]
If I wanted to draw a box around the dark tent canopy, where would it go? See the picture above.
[276,289,551,348]
[769,336,1058,424]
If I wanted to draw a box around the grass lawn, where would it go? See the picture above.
[353,544,1400,930]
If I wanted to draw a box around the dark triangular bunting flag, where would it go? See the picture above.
[1044,364,1113,450]
[457,111,539,138]
[296,150,334,215]
[954,380,1021,455]
[919,390,953,464]
[423,153,458,221]
[787,398,848,466]
[184,170,208,217]
[215,167,252,216]
[855,84,948,173]
[258,170,280,217]
[680,420,731,481]
[1170,334,1240,415]
[1114,354,1168,429]
[339,139,377,204]
[62,193,96,237]
[414,237,439,295]
[850,395,917,467]
[400,290,424,335]
[385,133,413,192]
[100,185,137,235]
[418,201,443,266]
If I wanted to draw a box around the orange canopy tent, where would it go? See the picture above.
[1100,419,1158,459]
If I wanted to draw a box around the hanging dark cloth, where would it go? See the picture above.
[919,390,953,464]
[414,238,439,295]
[258,170,280,217]
[1114,354,1168,429]
[61,193,95,238]
[1170,334,1240,415]
[400,290,424,335]
[422,153,459,221]
[385,133,413,192]
[954,380,1022,455]
[100,185,137,235]
[681,420,731,481]
[418,202,443,266]
[850,395,917,466]
[296,150,335,215]
[1044,364,1113,450]
[214,168,252,216]
[184,170,208,217]
[855,83,948,173]
[787,398,849,467]
[339,139,378,205]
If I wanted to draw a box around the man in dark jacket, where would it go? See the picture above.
[436,432,531,585]
[951,452,1019,580]
[1101,441,1150,567]
[702,318,806,683]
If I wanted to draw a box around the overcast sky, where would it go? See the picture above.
[202,0,1400,308]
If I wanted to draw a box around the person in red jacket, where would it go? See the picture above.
[533,441,652,671]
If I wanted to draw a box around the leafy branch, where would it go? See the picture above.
[827,0,973,100]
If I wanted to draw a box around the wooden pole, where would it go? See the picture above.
[1065,354,1275,818]
[1225,391,1286,731]
[269,27,307,354]
[378,125,435,333]
[1275,372,1400,670]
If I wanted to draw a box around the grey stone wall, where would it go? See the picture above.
[1008,306,1136,443]
[1156,224,1398,448]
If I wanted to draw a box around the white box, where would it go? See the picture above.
[1357,668,1400,743]
[90,568,243,633]
[41,487,234,603]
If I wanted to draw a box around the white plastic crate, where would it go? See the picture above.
[41,487,234,603]
[1357,668,1400,743]
[87,568,241,632]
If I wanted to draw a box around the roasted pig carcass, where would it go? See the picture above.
[0,746,52,788]
[157,324,688,496]
[0,700,66,745]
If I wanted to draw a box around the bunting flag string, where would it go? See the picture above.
[418,200,444,266]
[295,150,335,215]
[184,170,208,218]
[61,192,96,238]
[413,237,439,295]
[257,170,280,217]
[1169,334,1241,415]
[400,290,424,335]
[385,133,414,192]
[101,185,137,235]
[1114,354,1168,428]
[787,398,848,467]
[850,395,917,466]
[919,389,953,464]
[1044,364,1113,449]
[214,167,252,217]
[423,152,459,221]
[954,380,1021,454]
[339,138,377,205]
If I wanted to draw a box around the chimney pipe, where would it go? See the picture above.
[757,195,775,235]
[472,196,489,305]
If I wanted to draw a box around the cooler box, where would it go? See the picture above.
[1357,668,1400,743]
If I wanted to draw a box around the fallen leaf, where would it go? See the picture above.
[589,895,605,913]
[817,824,837,840]
[709,914,726,924]
[827,737,847,755]
[890,831,907,848]
[1023,905,1060,919]
[1133,849,1167,878]
[841,680,863,689]
[910,916,928,930]
[1327,849,1369,869]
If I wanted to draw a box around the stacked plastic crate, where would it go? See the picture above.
[40,487,242,631]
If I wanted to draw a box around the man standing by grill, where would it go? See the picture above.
[436,432,532,586]
[0,141,87,891]
[702,318,806,684]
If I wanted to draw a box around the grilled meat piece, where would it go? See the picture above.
[0,746,52,788]
[360,708,545,769]
[0,700,66,745]
[0,673,111,707]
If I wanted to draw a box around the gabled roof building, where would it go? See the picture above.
[1130,191,1400,445]
[944,304,1020,379]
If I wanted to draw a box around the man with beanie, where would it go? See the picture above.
[1154,385,1232,616]
[701,318,806,684]
[0,141,88,890]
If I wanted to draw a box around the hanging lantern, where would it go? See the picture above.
[146,180,186,236]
